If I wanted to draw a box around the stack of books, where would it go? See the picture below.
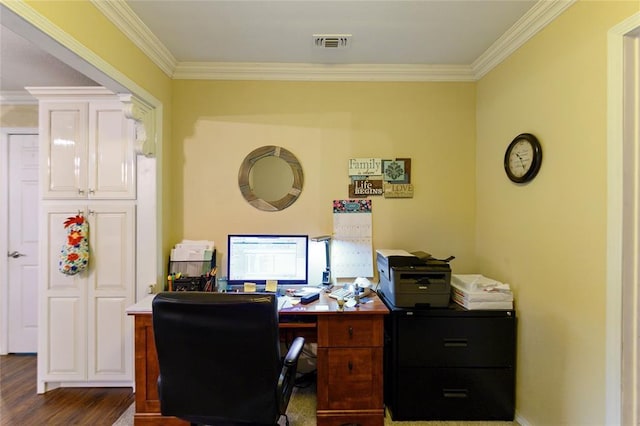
[451,274,513,310]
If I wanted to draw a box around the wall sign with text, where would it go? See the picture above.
[347,157,413,198]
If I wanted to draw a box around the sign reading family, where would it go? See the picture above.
[348,157,413,198]
[348,158,383,176]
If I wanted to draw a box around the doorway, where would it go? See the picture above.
[0,128,39,354]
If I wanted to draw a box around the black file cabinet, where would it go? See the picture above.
[380,293,516,421]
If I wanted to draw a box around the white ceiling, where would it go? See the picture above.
[0,25,97,94]
[124,0,536,65]
[1,0,571,100]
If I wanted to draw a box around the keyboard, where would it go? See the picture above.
[328,287,352,300]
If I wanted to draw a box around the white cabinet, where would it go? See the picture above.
[38,202,135,391]
[30,87,139,393]
[32,88,136,200]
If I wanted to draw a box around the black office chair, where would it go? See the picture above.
[152,292,305,426]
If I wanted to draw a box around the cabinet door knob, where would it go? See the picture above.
[348,326,353,337]
[348,360,353,371]
[78,188,85,195]
[88,189,95,195]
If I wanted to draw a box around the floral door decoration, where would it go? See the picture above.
[59,214,89,275]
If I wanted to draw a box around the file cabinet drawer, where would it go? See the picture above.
[392,367,514,421]
[397,316,515,367]
[318,316,383,347]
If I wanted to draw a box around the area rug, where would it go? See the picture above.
[112,386,315,426]
[112,385,516,426]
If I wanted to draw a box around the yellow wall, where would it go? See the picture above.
[0,105,38,128]
[171,80,478,275]
[476,1,639,424]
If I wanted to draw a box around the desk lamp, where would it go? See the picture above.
[311,235,332,286]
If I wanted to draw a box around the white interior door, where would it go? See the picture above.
[8,132,39,353]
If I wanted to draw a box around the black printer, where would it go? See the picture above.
[377,249,453,308]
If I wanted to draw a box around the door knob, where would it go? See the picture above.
[7,251,26,258]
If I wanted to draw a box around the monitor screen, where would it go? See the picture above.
[227,234,308,287]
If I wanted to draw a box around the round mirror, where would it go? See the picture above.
[238,146,304,211]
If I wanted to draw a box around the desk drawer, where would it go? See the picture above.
[390,367,514,421]
[318,316,383,347]
[317,347,383,410]
[397,316,515,367]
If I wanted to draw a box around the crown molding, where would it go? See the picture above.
[25,86,117,100]
[95,0,573,82]
[90,0,176,78]
[0,91,37,105]
[173,62,476,82]
[472,0,577,79]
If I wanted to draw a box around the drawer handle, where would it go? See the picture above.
[443,388,468,398]
[348,326,353,337]
[443,338,468,347]
[348,360,353,371]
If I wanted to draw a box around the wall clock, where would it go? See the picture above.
[504,133,542,183]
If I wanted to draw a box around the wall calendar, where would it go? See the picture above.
[331,200,374,278]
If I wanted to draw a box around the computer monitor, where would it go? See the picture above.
[227,234,308,288]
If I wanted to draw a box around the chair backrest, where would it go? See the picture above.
[152,291,282,425]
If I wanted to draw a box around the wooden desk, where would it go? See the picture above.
[126,292,389,426]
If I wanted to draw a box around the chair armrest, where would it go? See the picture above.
[283,336,305,367]
[277,336,305,415]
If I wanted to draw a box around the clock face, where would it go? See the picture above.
[504,133,542,183]
[508,140,534,178]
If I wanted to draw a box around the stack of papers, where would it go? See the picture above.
[170,240,215,276]
[170,240,215,261]
[451,274,514,310]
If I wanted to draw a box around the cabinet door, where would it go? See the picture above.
[40,204,88,381]
[88,102,136,199]
[40,102,88,199]
[86,203,135,381]
[39,203,135,384]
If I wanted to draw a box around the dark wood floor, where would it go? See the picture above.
[0,354,134,425]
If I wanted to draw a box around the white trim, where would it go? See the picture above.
[472,0,576,78]
[0,91,37,105]
[0,127,39,355]
[24,86,118,99]
[90,0,176,78]
[607,11,640,426]
[95,0,574,82]
[173,62,476,82]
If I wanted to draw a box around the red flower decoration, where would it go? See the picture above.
[64,215,85,228]
[66,253,79,262]
[67,231,83,246]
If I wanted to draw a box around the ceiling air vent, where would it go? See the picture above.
[313,34,351,49]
